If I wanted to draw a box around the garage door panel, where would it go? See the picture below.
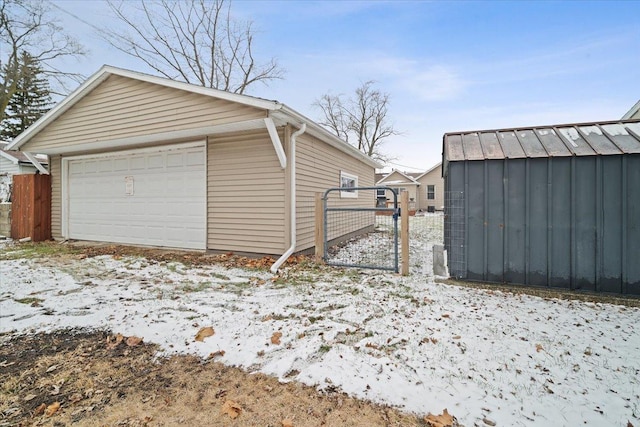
[67,144,206,249]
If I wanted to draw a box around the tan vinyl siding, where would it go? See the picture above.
[295,133,375,252]
[378,171,419,209]
[207,130,285,254]
[50,155,62,239]
[417,164,444,211]
[23,75,266,153]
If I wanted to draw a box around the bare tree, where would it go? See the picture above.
[0,0,85,122]
[314,81,400,163]
[102,0,283,94]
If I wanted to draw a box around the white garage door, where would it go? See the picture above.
[66,143,206,249]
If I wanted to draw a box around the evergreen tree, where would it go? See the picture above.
[1,51,52,139]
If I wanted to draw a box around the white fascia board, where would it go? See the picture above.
[7,64,283,151]
[7,69,112,151]
[273,106,381,169]
[379,169,419,184]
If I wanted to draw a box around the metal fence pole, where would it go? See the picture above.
[314,192,324,263]
[401,190,409,275]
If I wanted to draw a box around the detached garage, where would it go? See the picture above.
[443,119,640,296]
[8,66,378,265]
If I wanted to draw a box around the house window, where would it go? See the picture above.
[427,185,435,200]
[340,171,358,198]
[376,188,386,198]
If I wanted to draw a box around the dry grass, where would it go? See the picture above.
[0,330,428,427]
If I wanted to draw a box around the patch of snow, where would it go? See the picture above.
[1,226,639,426]
[580,125,603,136]
[602,124,629,136]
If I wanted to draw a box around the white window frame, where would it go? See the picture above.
[427,184,436,200]
[340,171,358,198]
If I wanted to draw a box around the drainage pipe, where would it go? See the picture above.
[270,123,307,273]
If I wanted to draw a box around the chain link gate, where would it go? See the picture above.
[322,186,400,272]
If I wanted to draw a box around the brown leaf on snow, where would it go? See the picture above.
[282,419,294,427]
[126,336,144,347]
[208,350,225,359]
[536,343,544,353]
[424,408,456,427]
[45,401,61,417]
[195,327,215,342]
[221,399,242,419]
[271,331,282,345]
[627,421,634,427]
[441,313,450,318]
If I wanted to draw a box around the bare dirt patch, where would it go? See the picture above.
[0,329,428,427]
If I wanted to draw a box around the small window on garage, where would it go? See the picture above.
[340,171,358,198]
[427,184,435,200]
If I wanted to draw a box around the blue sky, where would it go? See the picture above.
[52,0,640,171]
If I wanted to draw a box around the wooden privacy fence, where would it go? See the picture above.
[11,174,51,242]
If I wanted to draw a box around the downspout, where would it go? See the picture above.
[270,123,306,273]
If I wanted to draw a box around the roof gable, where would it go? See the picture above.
[376,169,419,185]
[8,65,380,168]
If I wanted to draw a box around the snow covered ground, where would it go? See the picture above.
[1,226,639,426]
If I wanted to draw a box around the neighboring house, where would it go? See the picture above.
[376,169,420,209]
[0,142,49,203]
[442,119,640,296]
[6,65,379,259]
[376,162,444,212]
[414,162,443,212]
[622,99,640,119]
[0,142,48,176]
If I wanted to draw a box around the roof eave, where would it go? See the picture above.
[275,106,381,169]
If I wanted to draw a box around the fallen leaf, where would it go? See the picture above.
[23,394,37,401]
[424,408,456,427]
[34,403,46,416]
[126,336,143,347]
[221,400,242,419]
[46,365,57,373]
[452,335,461,340]
[282,419,294,427]
[45,401,61,417]
[536,343,544,353]
[195,327,215,342]
[271,331,282,345]
[106,333,124,349]
[208,350,225,359]
[441,313,450,318]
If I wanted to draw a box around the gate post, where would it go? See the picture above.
[401,190,409,275]
[314,192,324,263]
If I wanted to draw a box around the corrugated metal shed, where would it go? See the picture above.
[442,119,640,296]
[443,120,640,174]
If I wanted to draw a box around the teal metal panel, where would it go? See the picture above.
[442,153,640,296]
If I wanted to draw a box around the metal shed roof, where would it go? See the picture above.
[443,119,640,167]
